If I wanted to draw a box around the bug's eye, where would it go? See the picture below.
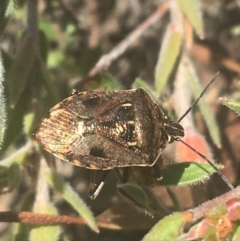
[167,134,175,143]
[165,121,184,142]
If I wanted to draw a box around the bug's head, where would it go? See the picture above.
[158,107,184,143]
[164,117,184,143]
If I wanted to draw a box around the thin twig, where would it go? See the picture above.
[0,211,86,226]
[190,186,240,222]
[1,140,33,167]
[77,2,169,88]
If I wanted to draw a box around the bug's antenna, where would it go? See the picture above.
[175,72,234,190]
[177,72,219,123]
[177,138,234,190]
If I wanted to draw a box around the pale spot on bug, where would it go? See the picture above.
[167,135,172,143]
[122,103,132,107]
[78,121,85,138]
[118,124,124,133]
[128,120,135,125]
[127,141,137,146]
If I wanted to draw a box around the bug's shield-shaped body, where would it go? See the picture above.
[34,88,184,170]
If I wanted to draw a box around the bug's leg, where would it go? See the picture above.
[122,168,130,183]
[114,167,130,184]
[88,170,97,198]
[152,156,166,181]
[69,89,80,95]
[88,170,110,199]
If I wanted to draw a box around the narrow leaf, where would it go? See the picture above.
[29,226,60,241]
[219,97,240,116]
[30,204,61,241]
[23,112,36,135]
[142,212,185,241]
[118,183,154,215]
[13,193,35,241]
[232,223,240,241]
[185,60,221,148]
[46,171,99,233]
[133,78,159,101]
[155,25,182,96]
[1,141,31,167]
[99,73,123,90]
[166,188,182,211]
[176,0,204,38]
[158,162,222,186]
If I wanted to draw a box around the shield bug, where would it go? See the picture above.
[33,74,233,198]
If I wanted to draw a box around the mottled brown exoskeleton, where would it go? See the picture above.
[34,88,184,197]
[33,76,233,198]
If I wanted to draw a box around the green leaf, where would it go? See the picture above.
[59,235,71,241]
[13,193,35,241]
[155,25,182,96]
[158,162,222,186]
[46,171,99,233]
[99,73,123,91]
[142,212,185,241]
[0,0,15,36]
[0,54,7,146]
[48,49,64,69]
[1,141,31,167]
[219,98,240,116]
[23,112,36,135]
[30,204,61,241]
[13,223,30,241]
[133,78,159,101]
[118,183,154,215]
[39,19,57,41]
[176,0,204,38]
[166,187,182,211]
